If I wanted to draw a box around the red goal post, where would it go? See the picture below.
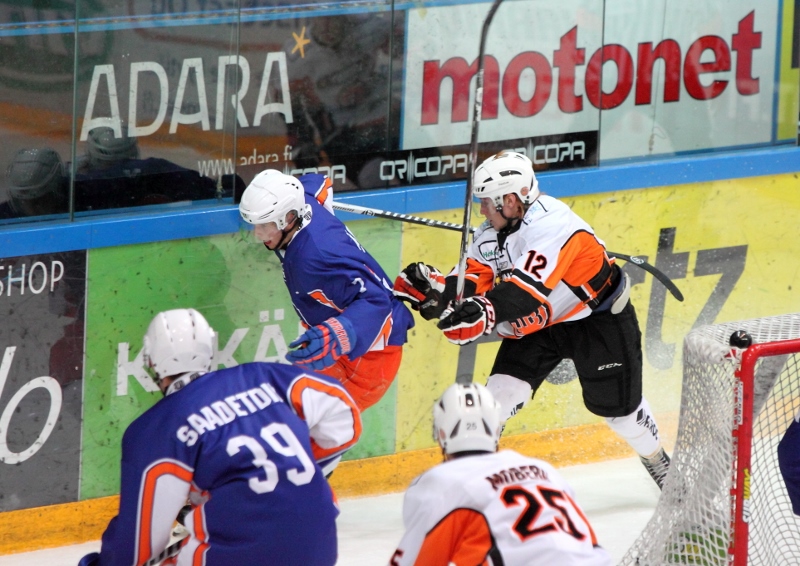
[621,313,800,566]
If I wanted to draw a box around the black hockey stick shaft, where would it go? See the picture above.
[332,201,683,301]
[144,532,187,566]
[331,201,466,232]
[456,0,505,305]
[607,251,684,302]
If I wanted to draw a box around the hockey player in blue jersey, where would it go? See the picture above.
[79,308,361,566]
[238,169,414,410]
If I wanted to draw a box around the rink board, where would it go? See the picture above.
[1,171,799,553]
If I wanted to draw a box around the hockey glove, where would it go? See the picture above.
[393,262,446,320]
[437,296,496,345]
[286,316,356,371]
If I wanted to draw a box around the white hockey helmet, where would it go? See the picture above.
[433,382,502,455]
[142,308,215,384]
[239,169,307,230]
[472,150,539,209]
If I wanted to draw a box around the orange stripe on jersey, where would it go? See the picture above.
[415,508,495,566]
[315,177,332,206]
[464,258,495,295]
[137,461,193,566]
[565,492,599,546]
[289,375,362,460]
[308,289,344,312]
[545,231,606,292]
[191,507,210,566]
[368,312,393,351]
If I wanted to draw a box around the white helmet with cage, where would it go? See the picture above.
[239,169,309,230]
[433,382,503,455]
[142,308,215,385]
[472,150,539,209]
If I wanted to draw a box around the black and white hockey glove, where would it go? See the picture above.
[437,296,496,345]
[393,262,446,320]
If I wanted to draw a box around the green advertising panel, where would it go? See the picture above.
[81,219,403,499]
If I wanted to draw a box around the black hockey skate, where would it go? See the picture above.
[640,447,671,489]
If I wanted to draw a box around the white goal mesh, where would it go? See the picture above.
[620,313,800,566]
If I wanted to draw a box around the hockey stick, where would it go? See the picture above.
[331,201,683,302]
[144,528,189,566]
[331,201,467,232]
[607,251,684,302]
[456,0,505,305]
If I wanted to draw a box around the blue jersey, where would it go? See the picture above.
[276,174,414,358]
[95,363,361,566]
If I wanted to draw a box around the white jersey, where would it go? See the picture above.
[390,449,612,566]
[453,194,613,338]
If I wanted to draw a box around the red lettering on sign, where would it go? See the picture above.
[502,51,552,117]
[553,27,585,113]
[636,40,681,105]
[585,44,634,109]
[419,11,762,125]
[684,35,730,100]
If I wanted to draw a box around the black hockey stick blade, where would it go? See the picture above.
[144,529,188,566]
[607,251,684,302]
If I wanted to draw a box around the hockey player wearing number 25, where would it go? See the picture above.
[394,151,671,489]
[390,382,613,565]
[239,169,414,411]
[79,308,361,566]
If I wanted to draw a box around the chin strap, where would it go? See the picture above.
[164,371,206,396]
[494,202,525,229]
[276,206,312,250]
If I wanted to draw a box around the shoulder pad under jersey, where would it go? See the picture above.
[473,219,493,240]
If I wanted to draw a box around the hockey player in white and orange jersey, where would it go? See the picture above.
[394,150,670,489]
[79,308,361,566]
[389,382,612,566]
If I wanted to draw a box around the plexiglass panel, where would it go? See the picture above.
[0,0,794,225]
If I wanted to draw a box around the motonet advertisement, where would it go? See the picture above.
[403,0,778,161]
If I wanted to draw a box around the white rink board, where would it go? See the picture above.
[0,457,660,565]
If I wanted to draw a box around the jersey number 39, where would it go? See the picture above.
[226,423,315,494]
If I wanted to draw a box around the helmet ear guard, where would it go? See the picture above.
[433,382,503,455]
[238,170,309,230]
[472,151,539,209]
[142,308,215,386]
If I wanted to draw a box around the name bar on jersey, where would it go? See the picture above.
[485,464,551,491]
[176,383,284,447]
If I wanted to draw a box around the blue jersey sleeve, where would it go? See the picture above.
[97,412,193,566]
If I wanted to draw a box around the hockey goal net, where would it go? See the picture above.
[621,313,800,566]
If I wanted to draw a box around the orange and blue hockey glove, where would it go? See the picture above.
[286,316,356,370]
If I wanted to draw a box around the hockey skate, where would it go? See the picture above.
[640,447,671,489]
